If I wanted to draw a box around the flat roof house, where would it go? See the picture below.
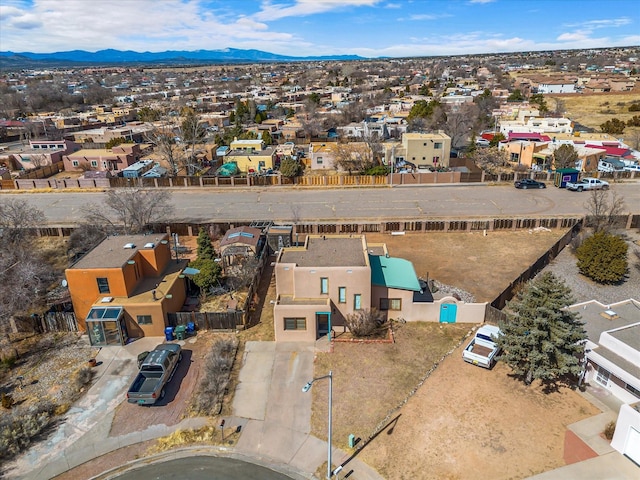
[569,299,640,404]
[273,235,486,342]
[65,234,188,346]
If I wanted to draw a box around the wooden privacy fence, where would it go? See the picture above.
[490,220,582,310]
[11,312,79,334]
[167,311,241,330]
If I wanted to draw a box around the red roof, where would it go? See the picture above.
[507,132,551,142]
[584,144,629,157]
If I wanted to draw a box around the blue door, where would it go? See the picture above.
[439,303,457,323]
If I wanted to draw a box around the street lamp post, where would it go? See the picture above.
[302,370,333,479]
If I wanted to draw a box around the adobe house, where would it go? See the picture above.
[273,235,486,342]
[65,234,188,345]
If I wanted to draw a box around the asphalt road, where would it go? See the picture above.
[3,183,640,225]
[113,456,294,480]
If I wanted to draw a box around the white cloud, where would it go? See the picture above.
[566,17,632,29]
[384,2,402,8]
[0,0,299,53]
[469,0,496,4]
[253,0,381,22]
[557,31,590,42]
[407,13,451,21]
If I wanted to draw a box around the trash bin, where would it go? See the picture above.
[164,326,174,341]
[175,325,186,341]
[186,322,195,334]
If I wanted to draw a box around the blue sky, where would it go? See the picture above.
[0,0,638,57]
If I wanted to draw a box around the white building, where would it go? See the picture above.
[569,299,640,404]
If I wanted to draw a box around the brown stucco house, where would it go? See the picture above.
[273,235,486,342]
[65,234,188,345]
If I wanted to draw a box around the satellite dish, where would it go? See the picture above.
[61,279,68,288]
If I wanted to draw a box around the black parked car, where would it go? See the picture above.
[514,178,546,189]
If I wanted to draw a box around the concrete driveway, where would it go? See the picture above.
[231,340,383,480]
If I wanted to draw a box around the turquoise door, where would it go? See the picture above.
[439,303,457,323]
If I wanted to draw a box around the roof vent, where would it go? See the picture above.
[123,243,136,249]
[143,242,155,248]
[100,297,113,303]
[601,309,618,320]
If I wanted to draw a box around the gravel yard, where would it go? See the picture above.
[540,232,640,304]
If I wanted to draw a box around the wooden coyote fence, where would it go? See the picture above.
[10,312,79,334]
[167,311,241,330]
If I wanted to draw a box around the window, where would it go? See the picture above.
[595,366,610,386]
[320,277,328,294]
[434,142,442,149]
[354,294,362,310]
[510,153,520,162]
[317,156,323,165]
[91,161,98,167]
[284,317,306,330]
[433,156,439,164]
[137,315,152,325]
[72,160,79,167]
[380,298,402,311]
[96,277,110,294]
[625,383,640,398]
[338,287,346,303]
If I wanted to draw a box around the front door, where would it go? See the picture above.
[439,303,457,323]
[316,312,331,339]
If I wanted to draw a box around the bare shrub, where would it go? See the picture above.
[0,400,56,461]
[570,231,587,253]
[72,366,94,390]
[603,421,616,440]
[344,308,386,337]
[192,338,238,415]
[1,393,14,409]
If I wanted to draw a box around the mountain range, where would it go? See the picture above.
[0,48,364,68]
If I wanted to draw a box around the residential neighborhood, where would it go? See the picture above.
[1,19,640,480]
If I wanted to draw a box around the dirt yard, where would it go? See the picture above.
[365,229,565,302]
[357,344,600,480]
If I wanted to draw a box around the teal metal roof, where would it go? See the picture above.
[369,255,421,291]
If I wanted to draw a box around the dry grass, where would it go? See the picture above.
[548,91,640,134]
[311,322,472,450]
[365,230,565,302]
[146,424,241,456]
[33,236,69,273]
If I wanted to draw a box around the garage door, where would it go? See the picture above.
[624,427,640,465]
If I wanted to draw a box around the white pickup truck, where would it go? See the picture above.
[462,325,502,369]
[565,177,609,192]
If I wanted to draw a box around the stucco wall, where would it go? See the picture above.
[274,303,326,342]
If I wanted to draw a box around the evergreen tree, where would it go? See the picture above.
[497,272,586,387]
[196,228,215,261]
[576,231,628,284]
[553,144,579,170]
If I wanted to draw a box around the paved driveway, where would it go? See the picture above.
[233,341,330,473]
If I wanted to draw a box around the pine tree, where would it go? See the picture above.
[196,228,215,261]
[576,231,628,284]
[497,272,586,387]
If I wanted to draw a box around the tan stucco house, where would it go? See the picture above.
[273,235,486,342]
